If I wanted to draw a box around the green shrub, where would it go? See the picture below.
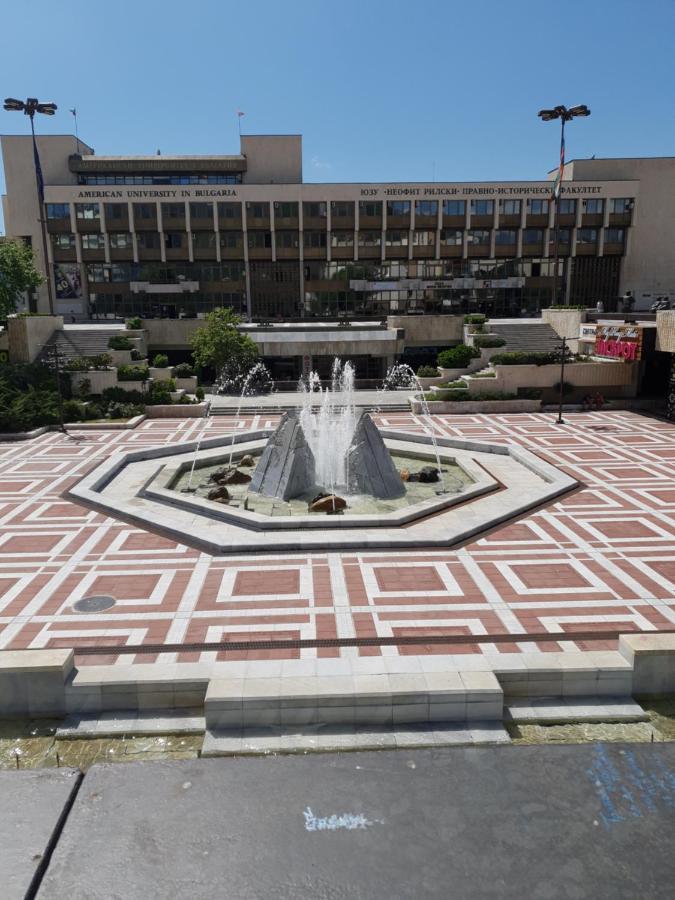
[90,353,113,369]
[130,348,143,361]
[471,370,496,378]
[490,351,558,366]
[437,344,480,369]
[64,357,91,372]
[153,378,176,392]
[424,390,539,403]
[473,335,506,349]
[126,317,142,330]
[0,389,60,432]
[101,387,145,404]
[443,379,468,389]
[547,305,586,310]
[416,365,440,378]
[75,377,92,398]
[553,381,575,396]
[173,362,194,377]
[117,365,149,382]
[62,399,85,422]
[518,388,544,399]
[464,314,488,324]
[152,354,169,368]
[106,402,144,419]
[84,403,103,420]
[195,386,205,401]
[108,335,133,351]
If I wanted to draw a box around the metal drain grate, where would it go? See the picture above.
[73,595,116,613]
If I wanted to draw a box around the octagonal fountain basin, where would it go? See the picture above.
[68,427,578,554]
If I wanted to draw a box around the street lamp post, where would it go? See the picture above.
[3,97,58,314]
[538,104,590,308]
[555,335,575,425]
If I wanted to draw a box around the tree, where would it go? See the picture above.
[0,240,44,318]
[190,307,258,379]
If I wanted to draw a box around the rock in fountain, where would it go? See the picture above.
[249,410,316,501]
[347,412,405,499]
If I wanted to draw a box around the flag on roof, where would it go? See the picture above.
[237,110,245,117]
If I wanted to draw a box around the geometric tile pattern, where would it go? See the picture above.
[1,410,674,665]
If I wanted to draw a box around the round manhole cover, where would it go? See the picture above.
[73,595,116,613]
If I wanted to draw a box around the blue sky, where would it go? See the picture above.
[2,0,675,232]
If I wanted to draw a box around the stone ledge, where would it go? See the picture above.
[0,649,74,674]
[505,696,649,725]
[620,633,675,656]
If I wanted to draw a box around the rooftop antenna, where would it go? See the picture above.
[69,108,80,155]
[157,149,161,155]
[237,109,245,138]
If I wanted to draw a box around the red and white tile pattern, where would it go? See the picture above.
[1,410,674,665]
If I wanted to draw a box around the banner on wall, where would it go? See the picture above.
[594,324,643,361]
[54,264,83,300]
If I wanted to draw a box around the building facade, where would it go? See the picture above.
[3,133,658,325]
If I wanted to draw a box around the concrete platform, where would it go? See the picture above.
[505,696,649,725]
[36,745,675,899]
[0,768,81,900]
[201,721,510,755]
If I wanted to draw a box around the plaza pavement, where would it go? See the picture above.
[0,410,674,667]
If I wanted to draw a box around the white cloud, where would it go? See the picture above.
[311,155,332,170]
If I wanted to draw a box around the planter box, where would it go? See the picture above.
[108,349,133,365]
[410,397,541,414]
[116,380,148,393]
[149,366,174,381]
[70,369,118,394]
[169,390,185,402]
[175,375,198,392]
[416,375,442,391]
[145,402,208,418]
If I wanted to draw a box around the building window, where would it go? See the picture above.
[358,231,381,247]
[527,199,549,215]
[275,202,298,218]
[218,202,241,219]
[220,232,242,249]
[413,230,435,246]
[51,234,75,249]
[248,231,272,249]
[303,202,327,219]
[276,230,299,248]
[577,228,598,244]
[468,229,490,244]
[304,231,327,249]
[385,230,409,247]
[161,203,185,219]
[81,234,105,250]
[164,232,184,249]
[331,231,354,248]
[359,201,382,218]
[523,228,544,244]
[75,203,100,220]
[415,200,438,217]
[248,203,269,219]
[189,202,212,219]
[557,228,572,244]
[583,199,604,215]
[605,227,625,243]
[109,233,132,249]
[443,200,466,216]
[46,203,71,220]
[137,232,160,249]
[133,203,155,220]
[104,203,126,219]
[331,201,353,218]
[192,232,216,250]
[495,229,517,245]
[471,200,494,216]
[500,199,521,215]
[386,201,410,216]
[609,198,632,214]
[558,199,577,215]
[87,264,110,283]
[80,173,242,186]
[440,229,463,245]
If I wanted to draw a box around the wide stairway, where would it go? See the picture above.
[489,322,561,352]
[39,325,125,363]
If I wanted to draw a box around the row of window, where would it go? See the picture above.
[46,197,635,222]
[54,226,626,254]
[78,174,242,185]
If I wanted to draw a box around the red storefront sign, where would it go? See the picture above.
[594,326,642,361]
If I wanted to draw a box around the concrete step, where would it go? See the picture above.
[504,696,648,725]
[204,671,504,729]
[201,721,510,756]
[57,708,205,738]
[490,323,561,352]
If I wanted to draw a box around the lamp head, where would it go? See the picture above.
[3,98,25,112]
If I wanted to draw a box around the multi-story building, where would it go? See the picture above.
[4,132,661,327]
